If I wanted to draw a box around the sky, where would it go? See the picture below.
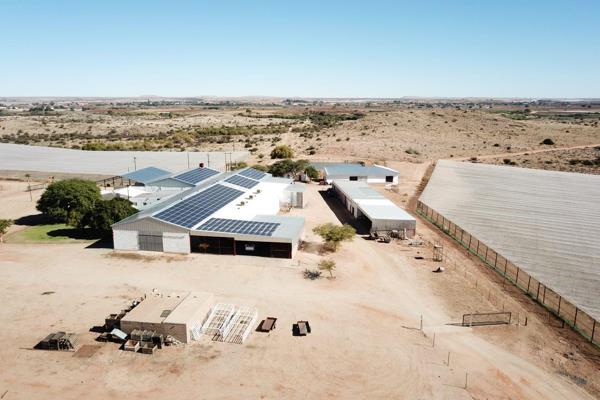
[1,0,599,98]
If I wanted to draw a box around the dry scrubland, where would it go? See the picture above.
[1,100,600,399]
[1,101,599,173]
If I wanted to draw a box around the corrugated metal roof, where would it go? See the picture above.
[321,163,399,178]
[419,160,600,321]
[121,167,172,184]
[333,180,415,222]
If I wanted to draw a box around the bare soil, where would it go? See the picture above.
[1,176,599,399]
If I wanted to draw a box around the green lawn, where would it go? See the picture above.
[6,224,99,243]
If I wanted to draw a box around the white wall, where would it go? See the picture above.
[214,181,286,221]
[163,233,191,254]
[113,230,139,251]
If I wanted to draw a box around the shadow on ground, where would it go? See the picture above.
[317,189,370,235]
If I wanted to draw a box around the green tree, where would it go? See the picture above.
[251,164,269,172]
[304,165,319,180]
[88,198,137,232]
[36,179,101,227]
[0,219,13,243]
[268,159,313,178]
[313,223,356,251]
[318,259,337,278]
[270,145,294,159]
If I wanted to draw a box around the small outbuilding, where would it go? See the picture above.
[332,180,416,237]
[120,291,214,343]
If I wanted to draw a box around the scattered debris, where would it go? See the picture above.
[258,317,278,333]
[433,266,445,273]
[293,320,312,336]
[36,332,77,351]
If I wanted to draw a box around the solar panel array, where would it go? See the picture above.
[225,175,259,189]
[199,218,280,236]
[173,168,220,185]
[153,184,243,228]
[239,168,266,180]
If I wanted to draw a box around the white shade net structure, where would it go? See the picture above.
[419,160,600,321]
[193,303,257,344]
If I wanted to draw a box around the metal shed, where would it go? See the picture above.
[331,180,416,236]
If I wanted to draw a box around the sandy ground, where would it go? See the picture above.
[0,175,598,399]
[475,145,600,175]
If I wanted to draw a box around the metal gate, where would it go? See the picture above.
[138,233,163,252]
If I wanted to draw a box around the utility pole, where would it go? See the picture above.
[133,156,137,170]
[187,152,190,169]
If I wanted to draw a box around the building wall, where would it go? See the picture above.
[163,233,191,254]
[113,230,139,251]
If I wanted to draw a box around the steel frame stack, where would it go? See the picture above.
[201,303,236,337]
[219,306,258,344]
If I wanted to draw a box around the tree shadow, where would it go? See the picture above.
[317,189,370,235]
[13,214,50,226]
[47,228,103,240]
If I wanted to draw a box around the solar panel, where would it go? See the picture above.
[173,168,220,185]
[153,184,243,228]
[224,175,259,189]
[198,218,280,236]
[239,168,266,180]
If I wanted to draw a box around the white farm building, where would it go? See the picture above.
[332,180,416,236]
[112,167,305,259]
[316,163,399,184]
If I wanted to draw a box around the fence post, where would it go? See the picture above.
[536,282,540,300]
[542,286,547,304]
[592,320,596,343]
[574,308,578,327]
[527,276,531,293]
[494,252,498,268]
[515,268,519,286]
[557,296,562,317]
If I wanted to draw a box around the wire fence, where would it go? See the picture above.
[416,200,599,348]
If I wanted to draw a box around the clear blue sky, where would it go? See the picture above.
[1,0,598,98]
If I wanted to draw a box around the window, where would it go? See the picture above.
[386,176,394,182]
[349,176,358,181]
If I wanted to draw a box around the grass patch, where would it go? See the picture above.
[6,223,99,243]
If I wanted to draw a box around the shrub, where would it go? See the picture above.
[303,268,322,280]
[0,219,13,242]
[313,223,356,251]
[541,138,555,145]
[270,145,294,159]
[318,259,337,278]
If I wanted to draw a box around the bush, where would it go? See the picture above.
[318,259,337,278]
[541,138,555,145]
[0,219,13,242]
[270,145,294,159]
[230,161,248,170]
[37,179,100,227]
[313,223,356,251]
[303,269,322,280]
